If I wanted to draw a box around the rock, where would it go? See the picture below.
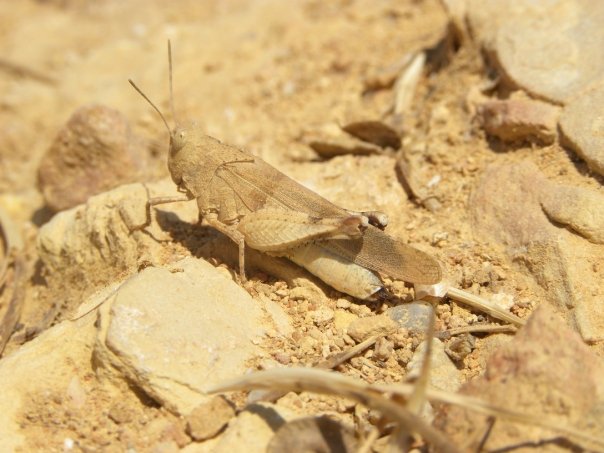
[288,285,326,304]
[150,441,180,453]
[37,184,152,290]
[267,416,357,453]
[386,301,435,333]
[468,0,604,104]
[36,180,198,317]
[186,396,235,441]
[477,98,559,144]
[407,339,462,393]
[37,104,150,212]
[36,184,155,323]
[440,0,469,42]
[434,305,604,451]
[212,403,298,453]
[96,257,268,415]
[180,438,220,453]
[559,83,604,177]
[347,314,398,342]
[470,161,604,341]
[470,162,574,306]
[258,295,293,337]
[333,310,358,332]
[0,309,99,451]
[540,183,604,244]
[310,306,334,326]
[474,333,513,371]
[470,161,549,247]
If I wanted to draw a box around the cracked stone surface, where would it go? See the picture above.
[96,257,271,415]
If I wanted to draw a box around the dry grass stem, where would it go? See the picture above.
[208,368,604,451]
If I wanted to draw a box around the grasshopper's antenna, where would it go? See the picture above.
[128,78,171,135]
[168,40,177,126]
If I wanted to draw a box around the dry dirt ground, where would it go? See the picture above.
[0,0,603,452]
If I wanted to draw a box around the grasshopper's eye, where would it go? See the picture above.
[170,128,187,153]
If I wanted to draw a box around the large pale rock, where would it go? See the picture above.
[37,104,150,212]
[36,181,198,318]
[37,183,168,292]
[435,305,604,451]
[468,0,604,104]
[96,257,269,415]
[559,83,604,177]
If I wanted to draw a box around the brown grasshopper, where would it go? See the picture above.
[128,43,441,299]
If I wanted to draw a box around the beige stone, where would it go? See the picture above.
[559,82,604,177]
[186,396,235,441]
[213,403,298,453]
[96,257,268,415]
[407,339,462,393]
[347,314,398,342]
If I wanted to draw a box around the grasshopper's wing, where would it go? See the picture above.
[217,158,349,218]
[322,225,442,285]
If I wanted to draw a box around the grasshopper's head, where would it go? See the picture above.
[170,126,188,155]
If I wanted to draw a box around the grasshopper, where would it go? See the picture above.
[128,43,441,299]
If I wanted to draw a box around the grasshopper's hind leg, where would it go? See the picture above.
[202,214,247,282]
[236,208,368,253]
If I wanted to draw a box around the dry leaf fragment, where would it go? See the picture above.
[341,120,401,150]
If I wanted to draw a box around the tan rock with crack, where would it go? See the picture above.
[95,257,268,416]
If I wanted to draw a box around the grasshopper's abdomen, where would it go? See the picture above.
[285,243,382,300]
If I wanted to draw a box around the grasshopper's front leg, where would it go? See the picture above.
[121,185,192,232]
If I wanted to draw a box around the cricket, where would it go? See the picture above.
[128,42,442,299]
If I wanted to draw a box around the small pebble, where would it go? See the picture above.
[186,396,235,441]
[347,315,398,342]
[311,307,334,326]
